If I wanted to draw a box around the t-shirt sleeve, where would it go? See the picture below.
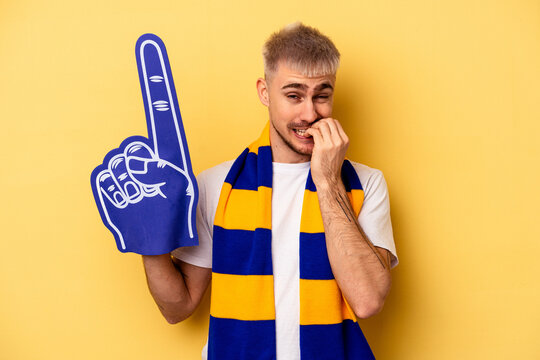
[171,172,213,268]
[355,164,399,268]
[170,160,234,268]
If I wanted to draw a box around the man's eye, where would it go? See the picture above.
[287,94,300,99]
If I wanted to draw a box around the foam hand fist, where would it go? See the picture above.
[91,34,198,255]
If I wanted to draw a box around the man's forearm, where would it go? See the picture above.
[317,180,392,319]
[142,254,199,324]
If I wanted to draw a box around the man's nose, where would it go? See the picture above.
[300,99,318,123]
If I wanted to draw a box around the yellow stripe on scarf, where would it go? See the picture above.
[210,273,275,321]
[214,185,273,230]
[299,279,357,325]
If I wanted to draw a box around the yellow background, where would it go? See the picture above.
[1,0,539,359]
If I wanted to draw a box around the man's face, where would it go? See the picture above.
[257,62,336,163]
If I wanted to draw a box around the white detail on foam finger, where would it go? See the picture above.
[108,154,131,207]
[149,75,164,82]
[124,142,161,198]
[126,156,150,174]
[96,170,126,249]
[125,142,154,157]
[124,181,144,203]
[110,157,124,170]
[186,182,194,238]
[152,100,170,111]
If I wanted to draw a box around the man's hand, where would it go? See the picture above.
[91,34,198,255]
[306,118,392,318]
[305,118,349,189]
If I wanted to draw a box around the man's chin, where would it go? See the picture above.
[292,144,314,157]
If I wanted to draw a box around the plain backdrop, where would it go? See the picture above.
[1,0,539,359]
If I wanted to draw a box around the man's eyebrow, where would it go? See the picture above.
[281,83,307,90]
[315,83,334,91]
[281,82,334,91]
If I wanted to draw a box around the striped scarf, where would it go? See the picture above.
[208,123,375,359]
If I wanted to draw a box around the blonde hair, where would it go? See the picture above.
[262,22,340,79]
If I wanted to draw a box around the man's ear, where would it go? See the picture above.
[256,78,269,107]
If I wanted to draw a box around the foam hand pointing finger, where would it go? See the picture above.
[91,34,198,255]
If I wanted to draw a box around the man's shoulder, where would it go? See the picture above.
[347,160,386,194]
[197,159,235,189]
[348,160,383,179]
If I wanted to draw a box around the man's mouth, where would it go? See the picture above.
[293,128,312,138]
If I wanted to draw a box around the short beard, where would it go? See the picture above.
[270,120,313,157]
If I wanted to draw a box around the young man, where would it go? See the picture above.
[142,23,397,359]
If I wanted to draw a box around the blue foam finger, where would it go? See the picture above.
[136,34,190,170]
[90,34,199,255]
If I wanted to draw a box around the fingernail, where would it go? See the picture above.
[125,143,153,158]
[127,158,147,173]
[125,182,140,198]
[113,191,125,204]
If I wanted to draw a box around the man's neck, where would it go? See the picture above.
[270,144,311,164]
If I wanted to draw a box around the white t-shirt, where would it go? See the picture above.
[172,160,398,360]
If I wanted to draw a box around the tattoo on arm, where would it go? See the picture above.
[362,232,387,270]
[335,191,388,270]
[336,192,356,223]
[336,195,352,222]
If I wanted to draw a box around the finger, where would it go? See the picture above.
[305,127,323,147]
[314,121,334,146]
[96,170,128,208]
[124,141,159,196]
[125,141,155,159]
[108,154,143,203]
[325,119,345,144]
[136,34,190,171]
[333,119,349,144]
